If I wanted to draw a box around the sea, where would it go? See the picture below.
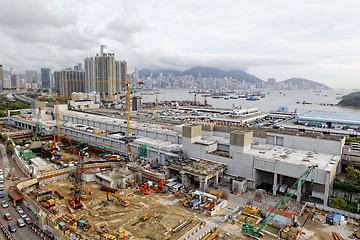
[141,89,360,114]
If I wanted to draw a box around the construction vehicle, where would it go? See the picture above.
[119,225,124,239]
[100,233,118,240]
[106,192,130,207]
[209,191,222,199]
[136,182,151,195]
[241,165,317,239]
[77,220,91,232]
[153,178,168,193]
[46,198,56,206]
[68,147,88,209]
[81,186,92,199]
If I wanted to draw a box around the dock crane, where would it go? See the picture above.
[241,165,317,239]
[68,147,88,209]
[125,78,144,161]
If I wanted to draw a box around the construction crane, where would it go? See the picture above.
[241,165,317,239]
[106,192,130,207]
[68,147,88,209]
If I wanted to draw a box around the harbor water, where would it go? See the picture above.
[141,89,360,114]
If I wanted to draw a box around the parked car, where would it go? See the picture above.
[16,206,23,213]
[0,193,4,198]
[1,200,8,208]
[18,210,27,219]
[0,185,4,191]
[8,224,16,232]
[4,213,12,220]
[24,217,32,225]
[17,218,25,228]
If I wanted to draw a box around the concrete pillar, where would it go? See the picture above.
[297,180,302,202]
[200,180,205,192]
[324,172,330,205]
[181,173,189,189]
[273,173,278,195]
[214,172,219,186]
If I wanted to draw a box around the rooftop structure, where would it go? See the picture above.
[296,110,360,126]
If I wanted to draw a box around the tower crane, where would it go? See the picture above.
[241,165,317,239]
[125,77,143,161]
[68,147,88,209]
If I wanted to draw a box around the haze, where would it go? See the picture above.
[0,0,359,88]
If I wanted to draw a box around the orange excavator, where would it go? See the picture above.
[137,183,151,195]
[154,179,168,193]
[81,186,92,199]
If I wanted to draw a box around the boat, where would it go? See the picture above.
[229,96,238,99]
[224,97,229,100]
[246,97,258,101]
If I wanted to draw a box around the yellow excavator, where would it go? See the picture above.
[106,192,130,207]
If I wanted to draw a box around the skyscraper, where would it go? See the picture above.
[11,73,21,89]
[0,65,3,90]
[84,57,96,93]
[41,68,51,89]
[54,69,85,97]
[120,61,127,93]
[95,49,116,99]
[25,70,37,84]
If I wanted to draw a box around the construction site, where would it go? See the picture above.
[3,87,360,240]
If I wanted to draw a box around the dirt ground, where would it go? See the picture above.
[39,179,200,240]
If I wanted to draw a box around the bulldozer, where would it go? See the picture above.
[153,179,168,193]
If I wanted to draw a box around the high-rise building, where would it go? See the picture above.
[41,68,51,89]
[120,61,127,93]
[95,49,116,99]
[0,65,3,90]
[74,63,83,71]
[11,73,21,89]
[100,45,107,55]
[54,69,85,97]
[84,57,96,93]
[25,70,37,84]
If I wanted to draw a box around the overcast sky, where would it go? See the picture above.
[0,0,359,88]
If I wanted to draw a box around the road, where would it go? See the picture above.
[0,144,41,240]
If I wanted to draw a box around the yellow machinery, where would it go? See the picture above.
[100,233,117,240]
[47,198,56,206]
[356,229,360,238]
[209,191,222,199]
[119,226,124,239]
[106,192,130,207]
[243,205,260,216]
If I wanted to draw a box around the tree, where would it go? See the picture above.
[345,165,360,185]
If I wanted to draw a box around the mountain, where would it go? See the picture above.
[138,66,264,84]
[181,66,263,84]
[280,78,331,90]
[338,91,360,108]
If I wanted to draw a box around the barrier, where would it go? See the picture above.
[0,221,15,240]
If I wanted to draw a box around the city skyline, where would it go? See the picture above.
[0,0,360,89]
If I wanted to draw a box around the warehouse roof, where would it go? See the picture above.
[296,110,360,125]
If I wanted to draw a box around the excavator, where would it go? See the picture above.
[153,179,168,193]
[136,182,151,195]
[106,192,130,207]
[81,186,92,199]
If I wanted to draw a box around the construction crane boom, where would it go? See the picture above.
[242,165,317,238]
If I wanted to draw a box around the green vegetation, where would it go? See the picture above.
[334,166,360,193]
[338,91,360,108]
[329,197,358,213]
[0,97,30,117]
[6,140,14,154]
[345,137,360,145]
